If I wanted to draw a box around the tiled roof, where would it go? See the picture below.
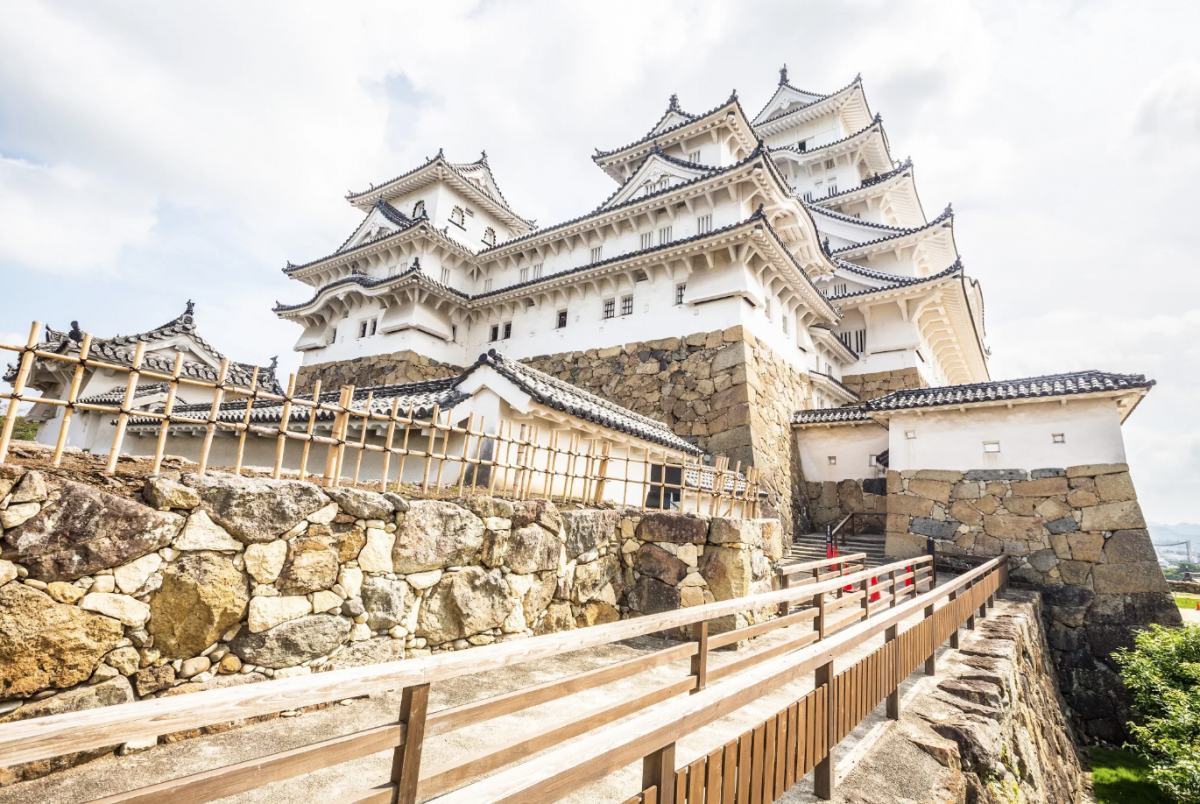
[78,383,172,406]
[595,144,722,210]
[829,204,953,256]
[287,203,428,274]
[769,114,883,159]
[474,350,702,455]
[274,262,468,314]
[754,74,862,126]
[793,371,1155,425]
[8,308,282,394]
[128,350,702,455]
[593,91,742,160]
[869,371,1155,411]
[129,376,465,429]
[644,94,699,138]
[806,203,909,233]
[824,259,963,300]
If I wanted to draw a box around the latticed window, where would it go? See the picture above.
[621,295,633,316]
[640,233,653,250]
[590,246,602,264]
[688,150,701,162]
[557,310,568,329]
[440,267,451,285]
[489,325,499,341]
[696,214,712,234]
[675,283,686,305]
[519,267,529,282]
[450,206,465,227]
[658,226,672,245]
[482,227,496,246]
[484,278,493,292]
[603,299,615,319]
[503,322,512,339]
[533,263,543,278]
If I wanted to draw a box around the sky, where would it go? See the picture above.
[2,0,1199,524]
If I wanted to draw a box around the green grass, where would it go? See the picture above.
[1176,594,1200,610]
[1091,748,1173,804]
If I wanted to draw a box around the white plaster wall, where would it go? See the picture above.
[886,397,1128,471]
[796,423,889,482]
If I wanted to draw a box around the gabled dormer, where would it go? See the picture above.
[751,66,828,126]
[338,199,415,255]
[597,146,717,209]
[646,94,699,137]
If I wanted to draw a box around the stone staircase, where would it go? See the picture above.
[786,530,888,568]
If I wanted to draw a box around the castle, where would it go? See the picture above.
[271,68,990,532]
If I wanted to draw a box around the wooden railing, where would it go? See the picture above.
[434,556,1007,804]
[0,553,946,804]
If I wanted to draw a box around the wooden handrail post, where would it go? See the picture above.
[690,620,709,694]
[923,602,937,676]
[814,660,835,799]
[889,568,898,608]
[815,590,827,640]
[885,624,900,719]
[641,742,676,804]
[948,589,960,649]
[777,574,791,618]
[391,683,430,804]
[966,579,977,630]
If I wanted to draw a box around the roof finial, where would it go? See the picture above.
[268,356,278,372]
[480,149,488,163]
[668,92,679,109]
[855,71,862,83]
[68,321,83,342]
[185,299,195,316]
[943,202,954,217]
[436,147,444,158]
[822,237,831,255]
[779,64,788,86]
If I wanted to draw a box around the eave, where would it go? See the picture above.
[752,78,870,136]
[769,117,893,176]
[284,221,477,285]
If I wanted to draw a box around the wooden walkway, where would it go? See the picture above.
[0,554,1007,804]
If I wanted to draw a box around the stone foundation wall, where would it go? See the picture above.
[884,464,1180,742]
[0,462,781,781]
[295,350,460,393]
[840,367,925,401]
[802,477,887,530]
[526,327,814,535]
[840,592,1084,804]
[1169,579,1200,595]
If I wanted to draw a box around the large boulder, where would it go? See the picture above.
[277,537,339,595]
[505,525,561,574]
[573,555,619,603]
[229,614,351,668]
[391,501,485,573]
[627,576,681,614]
[507,571,556,628]
[0,676,133,725]
[700,545,754,600]
[325,486,395,520]
[635,543,689,585]
[361,576,410,631]
[0,583,124,697]
[182,473,331,543]
[3,481,183,581]
[636,512,707,544]
[416,567,514,644]
[150,552,250,658]
[324,637,406,671]
[561,510,619,560]
[511,499,563,534]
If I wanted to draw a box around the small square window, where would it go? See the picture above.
[827,456,837,465]
[640,232,653,250]
[519,267,529,283]
[556,310,568,329]
[905,430,917,440]
[983,441,1001,453]
[358,321,369,338]
[533,263,543,279]
[868,454,878,466]
[658,226,673,245]
[369,319,377,336]
[590,246,602,264]
[602,299,615,319]
[688,149,701,162]
[1052,433,1065,444]
[621,295,633,316]
[696,214,712,234]
[489,325,499,341]
[503,322,512,340]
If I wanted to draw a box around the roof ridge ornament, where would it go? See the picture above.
[68,321,83,342]
[668,93,680,110]
[779,64,788,86]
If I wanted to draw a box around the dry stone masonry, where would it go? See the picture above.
[295,349,460,393]
[884,463,1180,742]
[526,326,814,535]
[0,461,782,782]
[838,367,926,401]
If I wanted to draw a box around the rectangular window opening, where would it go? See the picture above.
[533,263,543,279]
[556,309,568,329]
[489,325,499,342]
[621,295,633,316]
[440,267,451,285]
[519,267,529,283]
[1052,433,1065,444]
[603,299,615,319]
[503,322,512,340]
[696,214,712,234]
[675,283,686,305]
[640,232,653,250]
[590,246,603,264]
[983,441,1001,453]
[658,226,673,245]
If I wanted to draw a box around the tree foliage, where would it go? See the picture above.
[1114,624,1200,803]
[0,415,38,441]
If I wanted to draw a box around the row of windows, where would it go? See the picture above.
[447,205,496,246]
[489,284,688,342]
[836,328,867,353]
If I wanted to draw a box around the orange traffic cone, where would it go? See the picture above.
[870,575,881,602]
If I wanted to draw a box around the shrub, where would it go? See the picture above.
[0,415,38,441]
[1114,624,1200,803]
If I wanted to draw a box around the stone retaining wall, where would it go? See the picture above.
[0,463,781,781]
[802,477,887,530]
[525,327,814,535]
[295,349,460,393]
[884,464,1180,742]
[1169,579,1200,595]
[839,367,925,401]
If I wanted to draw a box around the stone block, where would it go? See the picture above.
[951,482,981,500]
[983,514,1041,541]
[1067,489,1099,508]
[277,537,339,595]
[908,478,951,504]
[1065,463,1128,478]
[417,567,514,644]
[231,614,351,669]
[886,471,903,494]
[964,469,1028,482]
[1102,530,1157,564]
[1094,472,1136,503]
[150,552,249,659]
[392,501,485,573]
[699,546,753,600]
[635,543,689,585]
[1004,497,1038,516]
[1092,562,1169,595]
[1034,498,1073,522]
[561,509,619,560]
[709,518,761,546]
[80,593,151,627]
[972,495,1000,515]
[1059,560,1092,586]
[1045,516,1080,535]
[1028,549,1058,573]
[1081,501,1146,532]
[948,500,982,526]
[885,532,927,559]
[888,494,934,518]
[183,473,331,543]
[913,470,964,483]
[636,512,708,544]
[1030,468,1066,479]
[1067,532,1105,563]
[911,518,959,540]
[244,540,288,584]
[627,576,681,614]
[1010,477,1069,497]
[248,595,312,633]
